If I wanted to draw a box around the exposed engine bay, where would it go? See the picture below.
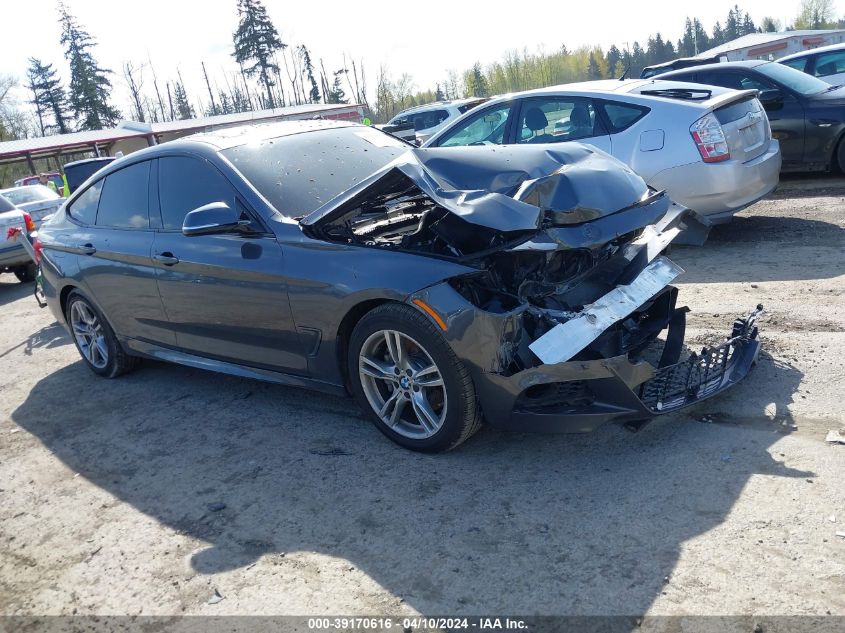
[302,144,707,372]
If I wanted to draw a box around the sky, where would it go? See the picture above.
[0,0,839,118]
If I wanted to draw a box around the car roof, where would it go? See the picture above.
[175,119,362,151]
[474,78,737,106]
[660,60,769,77]
[0,184,45,193]
[780,42,845,61]
[392,98,485,117]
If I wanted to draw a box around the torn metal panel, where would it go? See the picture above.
[529,257,684,364]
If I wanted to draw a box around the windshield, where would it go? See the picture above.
[222,126,408,217]
[0,185,60,205]
[757,62,831,95]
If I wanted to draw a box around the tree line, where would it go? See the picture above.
[2,0,843,154]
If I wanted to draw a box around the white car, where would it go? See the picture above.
[0,194,37,282]
[423,79,782,223]
[779,43,845,86]
[380,98,487,145]
[0,184,65,227]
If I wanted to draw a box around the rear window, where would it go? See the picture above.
[222,126,407,217]
[599,101,650,133]
[0,194,15,213]
[714,96,763,124]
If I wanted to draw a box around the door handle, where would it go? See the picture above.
[153,252,180,266]
[77,243,96,255]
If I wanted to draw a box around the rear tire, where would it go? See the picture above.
[347,303,482,452]
[66,291,138,378]
[14,263,36,283]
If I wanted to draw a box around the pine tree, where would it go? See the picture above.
[606,45,622,77]
[298,46,321,103]
[232,0,285,109]
[465,63,488,98]
[434,83,445,101]
[326,69,348,104]
[587,53,602,79]
[27,58,72,134]
[59,3,120,130]
[172,81,195,119]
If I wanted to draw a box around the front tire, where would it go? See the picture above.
[347,303,482,452]
[66,291,138,378]
[14,263,36,283]
[836,136,845,174]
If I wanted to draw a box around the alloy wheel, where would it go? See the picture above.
[70,301,109,369]
[358,329,448,439]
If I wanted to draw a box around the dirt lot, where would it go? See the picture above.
[1,178,844,619]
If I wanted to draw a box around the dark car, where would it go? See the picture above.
[63,157,115,194]
[660,60,845,172]
[37,121,762,452]
[640,55,723,79]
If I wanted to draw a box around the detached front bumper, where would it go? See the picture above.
[476,305,762,433]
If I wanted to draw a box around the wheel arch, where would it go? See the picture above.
[335,298,400,391]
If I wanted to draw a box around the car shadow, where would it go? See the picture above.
[0,322,70,360]
[672,214,844,283]
[0,278,34,307]
[11,353,809,615]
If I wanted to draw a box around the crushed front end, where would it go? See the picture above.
[302,143,763,433]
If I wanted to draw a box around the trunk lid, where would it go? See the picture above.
[711,94,770,163]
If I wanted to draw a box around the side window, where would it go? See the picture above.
[781,57,808,73]
[95,161,151,228]
[813,51,845,77]
[698,71,745,90]
[436,103,512,147]
[413,109,449,131]
[516,98,604,144]
[67,180,103,225]
[158,156,237,230]
[599,101,650,133]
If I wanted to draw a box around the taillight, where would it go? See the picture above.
[34,237,43,264]
[22,212,36,232]
[690,113,730,163]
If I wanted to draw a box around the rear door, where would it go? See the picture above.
[511,96,612,153]
[152,155,305,373]
[72,159,175,346]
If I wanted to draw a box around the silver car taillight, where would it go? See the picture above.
[690,113,730,163]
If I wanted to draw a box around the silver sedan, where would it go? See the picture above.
[423,79,782,224]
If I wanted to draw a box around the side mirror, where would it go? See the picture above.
[182,201,249,236]
[758,88,783,104]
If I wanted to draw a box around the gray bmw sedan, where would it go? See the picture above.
[38,120,762,451]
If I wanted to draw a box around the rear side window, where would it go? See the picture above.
[158,156,237,230]
[67,180,104,225]
[781,57,808,73]
[599,101,650,133]
[95,161,151,228]
[813,50,845,77]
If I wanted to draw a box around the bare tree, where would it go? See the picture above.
[123,61,146,122]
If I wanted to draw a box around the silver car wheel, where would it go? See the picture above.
[70,301,109,370]
[358,329,447,439]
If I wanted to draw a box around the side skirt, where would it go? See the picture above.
[122,338,348,397]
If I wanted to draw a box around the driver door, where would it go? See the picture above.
[151,155,307,374]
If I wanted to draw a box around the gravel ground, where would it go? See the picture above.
[0,178,843,618]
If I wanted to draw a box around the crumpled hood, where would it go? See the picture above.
[301,143,651,232]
